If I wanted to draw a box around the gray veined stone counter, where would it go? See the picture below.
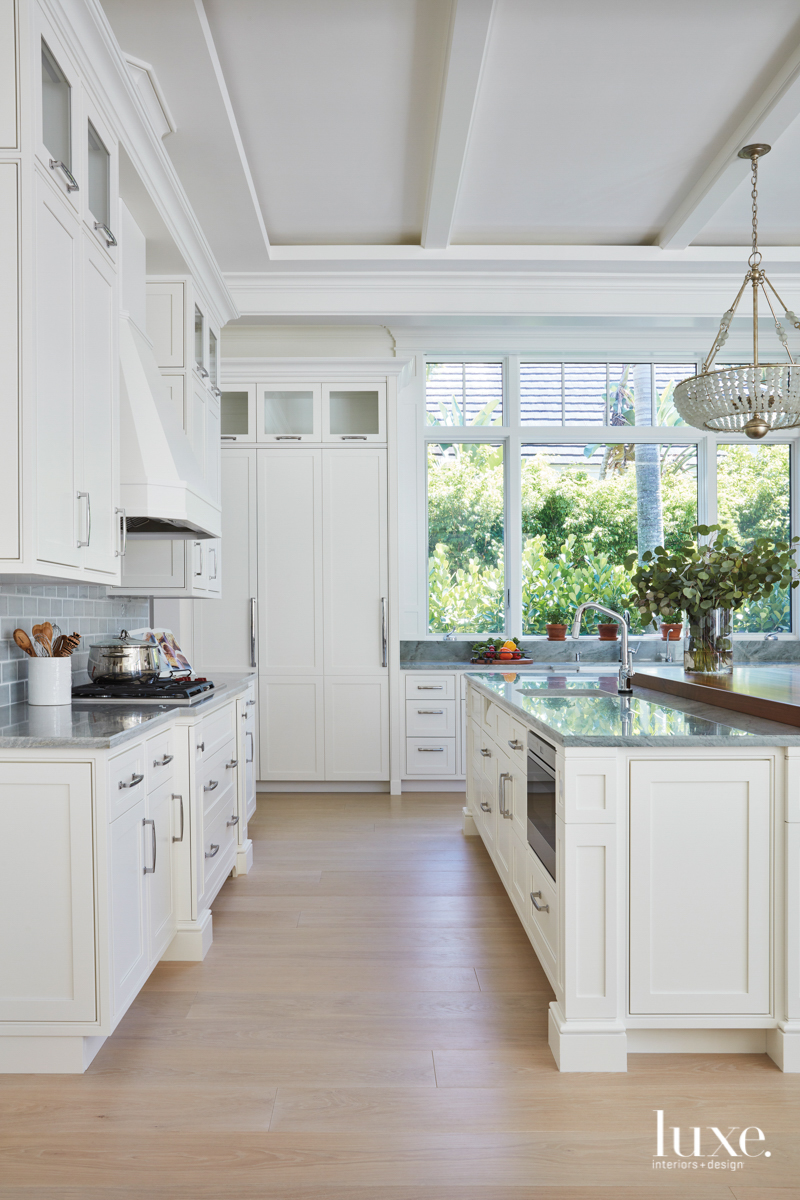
[466,671,800,747]
[0,672,257,748]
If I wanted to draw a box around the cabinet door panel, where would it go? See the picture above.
[109,798,148,1016]
[0,763,95,1021]
[257,450,322,672]
[80,240,117,574]
[259,676,324,780]
[324,677,389,780]
[194,450,257,672]
[36,179,79,567]
[629,758,771,1015]
[147,780,176,962]
[0,164,19,559]
[322,449,387,675]
[146,282,184,368]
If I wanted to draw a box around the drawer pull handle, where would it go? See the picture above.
[531,891,550,913]
[119,772,144,789]
[508,739,523,751]
[417,709,444,715]
[49,158,79,191]
[154,753,174,767]
[417,747,445,752]
[94,220,117,246]
[205,843,220,859]
[172,794,184,843]
[480,748,491,757]
[143,818,156,874]
[275,435,302,440]
[499,771,513,819]
[479,801,491,812]
[226,759,238,769]
[204,779,219,792]
[227,814,240,827]
[197,741,205,753]
[417,685,443,690]
[246,700,256,706]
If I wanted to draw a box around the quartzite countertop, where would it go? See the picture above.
[0,672,257,749]
[466,670,800,747]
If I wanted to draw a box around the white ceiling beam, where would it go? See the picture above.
[658,35,800,250]
[193,0,272,259]
[421,0,495,250]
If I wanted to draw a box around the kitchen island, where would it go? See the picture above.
[465,669,800,1073]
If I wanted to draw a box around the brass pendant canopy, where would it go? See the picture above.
[673,145,800,439]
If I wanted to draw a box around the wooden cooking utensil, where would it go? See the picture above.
[52,635,66,657]
[13,629,37,658]
[54,633,81,658]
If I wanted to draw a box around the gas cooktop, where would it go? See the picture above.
[71,678,216,706]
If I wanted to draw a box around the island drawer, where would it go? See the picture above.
[406,738,457,775]
[197,702,236,760]
[405,699,456,737]
[146,728,175,791]
[201,801,237,901]
[527,853,558,969]
[108,742,147,820]
[405,674,455,700]
[495,710,527,770]
[199,743,238,820]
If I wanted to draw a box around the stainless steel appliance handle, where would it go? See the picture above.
[172,794,184,843]
[94,221,117,246]
[205,843,219,859]
[531,890,550,913]
[249,598,257,668]
[119,773,144,789]
[381,597,388,668]
[49,158,79,190]
[227,814,239,827]
[143,818,156,874]
[246,731,254,763]
[204,779,219,792]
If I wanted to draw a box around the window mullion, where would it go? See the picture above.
[506,433,522,640]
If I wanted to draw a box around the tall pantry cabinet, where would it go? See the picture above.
[193,361,409,788]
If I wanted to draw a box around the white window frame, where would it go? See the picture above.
[422,355,800,640]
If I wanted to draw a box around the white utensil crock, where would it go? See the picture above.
[28,657,72,706]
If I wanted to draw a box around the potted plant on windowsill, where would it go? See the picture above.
[625,525,799,675]
[545,606,571,641]
[660,611,683,641]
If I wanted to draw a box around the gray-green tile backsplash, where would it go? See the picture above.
[0,585,149,706]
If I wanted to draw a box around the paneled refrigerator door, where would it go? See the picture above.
[322,449,388,676]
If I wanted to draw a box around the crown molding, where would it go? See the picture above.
[220,356,413,386]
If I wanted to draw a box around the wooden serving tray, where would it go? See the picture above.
[632,665,800,729]
[470,658,534,665]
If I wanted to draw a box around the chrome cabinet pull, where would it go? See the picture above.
[205,843,219,859]
[212,387,222,398]
[227,814,239,827]
[246,699,256,707]
[275,435,302,440]
[119,772,144,789]
[76,492,90,547]
[341,435,367,440]
[154,753,174,767]
[508,739,523,751]
[143,818,156,874]
[531,891,550,913]
[194,542,204,577]
[115,507,127,557]
[49,158,79,190]
[381,597,388,668]
[479,800,491,812]
[197,742,205,753]
[222,435,238,441]
[94,220,117,246]
[209,547,218,580]
[479,747,491,758]
[246,731,254,763]
[417,747,445,752]
[226,759,238,769]
[417,709,444,715]
[204,779,219,792]
[198,366,209,379]
[249,598,257,668]
[172,794,184,843]
[499,772,513,819]
[417,685,443,690]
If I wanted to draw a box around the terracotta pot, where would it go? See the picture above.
[546,624,567,641]
[661,623,683,642]
[598,623,619,642]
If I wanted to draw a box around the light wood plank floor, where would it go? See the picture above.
[2,791,800,1199]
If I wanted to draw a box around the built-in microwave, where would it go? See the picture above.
[527,730,556,881]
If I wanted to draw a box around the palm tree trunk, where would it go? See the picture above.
[632,365,664,558]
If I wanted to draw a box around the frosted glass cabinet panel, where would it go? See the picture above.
[323,383,385,442]
[209,329,218,387]
[194,304,204,373]
[221,391,250,437]
[87,121,109,227]
[41,41,70,168]
[261,385,321,441]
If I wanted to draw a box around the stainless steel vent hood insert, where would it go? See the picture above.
[118,316,221,539]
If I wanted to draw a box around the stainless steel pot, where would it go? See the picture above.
[87,630,162,683]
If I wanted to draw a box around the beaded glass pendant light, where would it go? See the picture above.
[674,144,800,439]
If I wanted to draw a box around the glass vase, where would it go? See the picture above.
[684,609,733,675]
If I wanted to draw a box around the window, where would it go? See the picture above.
[423,359,796,636]
[428,442,505,634]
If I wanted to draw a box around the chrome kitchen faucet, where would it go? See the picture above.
[571,603,634,694]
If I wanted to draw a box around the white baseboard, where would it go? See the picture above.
[0,1034,106,1074]
[161,909,213,962]
[258,781,391,793]
[627,1028,767,1054]
[401,779,467,792]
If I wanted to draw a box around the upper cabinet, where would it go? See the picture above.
[219,382,386,444]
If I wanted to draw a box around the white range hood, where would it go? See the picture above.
[119,315,221,539]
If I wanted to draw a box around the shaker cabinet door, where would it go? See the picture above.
[79,238,118,575]
[109,798,148,1017]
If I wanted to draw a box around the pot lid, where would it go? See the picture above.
[89,629,153,649]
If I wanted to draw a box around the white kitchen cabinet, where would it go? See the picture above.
[220,385,257,443]
[109,796,148,1016]
[261,384,322,442]
[322,383,386,443]
[258,448,323,673]
[194,449,257,672]
[322,449,388,676]
[237,683,258,827]
[259,676,325,780]
[0,762,96,1024]
[324,676,389,781]
[114,536,220,598]
[80,236,119,576]
[147,778,176,962]
[629,757,771,1015]
[147,281,184,368]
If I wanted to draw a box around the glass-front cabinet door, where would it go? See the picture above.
[260,385,321,442]
[220,385,256,443]
[40,35,79,201]
[209,329,218,390]
[194,305,207,378]
[322,383,386,442]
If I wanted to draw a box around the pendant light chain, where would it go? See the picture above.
[749,152,761,269]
